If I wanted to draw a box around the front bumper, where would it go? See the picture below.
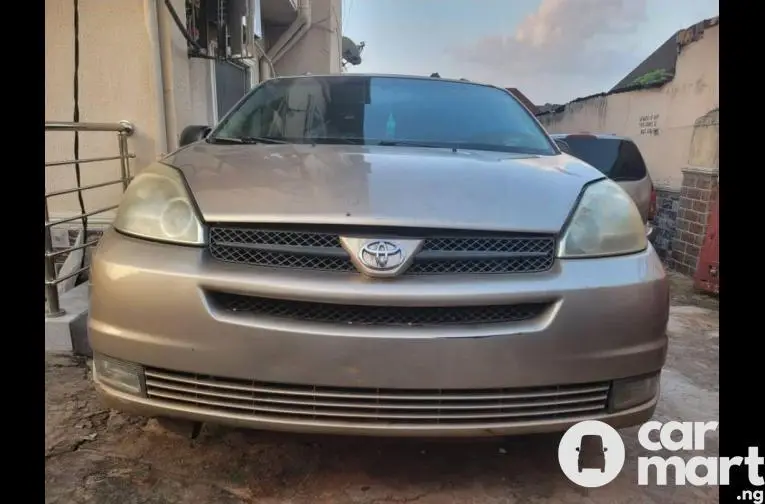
[89,229,669,436]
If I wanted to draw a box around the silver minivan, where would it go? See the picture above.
[550,133,656,238]
[88,74,668,438]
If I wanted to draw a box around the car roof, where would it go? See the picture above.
[550,132,633,142]
[265,73,502,91]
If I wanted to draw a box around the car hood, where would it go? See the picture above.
[163,143,604,233]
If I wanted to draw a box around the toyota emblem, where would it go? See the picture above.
[358,241,404,270]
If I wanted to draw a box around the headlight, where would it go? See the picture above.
[113,162,205,245]
[558,179,647,258]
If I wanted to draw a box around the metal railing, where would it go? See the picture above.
[45,121,135,318]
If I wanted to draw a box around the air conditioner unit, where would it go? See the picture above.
[233,0,263,57]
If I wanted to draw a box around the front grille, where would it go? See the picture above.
[209,292,549,326]
[208,225,555,275]
[209,227,356,272]
[144,368,611,427]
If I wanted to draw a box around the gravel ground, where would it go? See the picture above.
[45,275,719,504]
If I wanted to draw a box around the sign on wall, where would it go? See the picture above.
[639,114,660,136]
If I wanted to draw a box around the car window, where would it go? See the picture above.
[561,137,647,181]
[212,76,558,155]
[615,140,649,180]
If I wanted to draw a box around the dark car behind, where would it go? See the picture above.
[551,133,657,239]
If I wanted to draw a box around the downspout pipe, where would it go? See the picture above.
[157,0,179,152]
[267,0,312,65]
[144,0,169,157]
[259,55,272,81]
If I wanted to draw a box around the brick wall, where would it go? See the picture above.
[671,169,718,276]
[652,188,680,262]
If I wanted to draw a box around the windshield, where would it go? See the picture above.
[210,76,558,155]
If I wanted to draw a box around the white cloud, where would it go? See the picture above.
[450,0,648,103]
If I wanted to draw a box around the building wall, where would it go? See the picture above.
[539,24,718,191]
[45,0,218,226]
[45,0,164,225]
[273,0,342,76]
[159,0,217,150]
[46,0,341,228]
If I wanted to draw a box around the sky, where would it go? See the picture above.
[341,0,719,105]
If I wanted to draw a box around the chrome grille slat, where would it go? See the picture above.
[146,390,605,420]
[144,370,610,400]
[144,368,610,426]
[208,226,556,275]
[145,378,608,410]
[144,370,610,399]
[209,292,550,326]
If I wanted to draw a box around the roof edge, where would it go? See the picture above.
[536,79,668,117]
[536,15,718,118]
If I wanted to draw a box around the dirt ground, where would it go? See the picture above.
[45,274,719,504]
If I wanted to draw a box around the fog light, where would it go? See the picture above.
[610,373,660,411]
[93,354,144,396]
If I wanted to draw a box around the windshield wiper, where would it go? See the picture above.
[377,140,449,149]
[208,136,289,145]
[309,137,366,145]
[379,140,537,154]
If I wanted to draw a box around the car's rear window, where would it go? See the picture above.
[561,137,647,181]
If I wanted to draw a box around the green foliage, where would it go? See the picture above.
[631,69,674,87]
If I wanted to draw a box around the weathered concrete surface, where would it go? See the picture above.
[45,276,719,504]
[45,283,90,353]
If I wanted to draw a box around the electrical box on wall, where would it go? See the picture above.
[187,0,262,58]
[231,0,263,57]
[227,0,247,56]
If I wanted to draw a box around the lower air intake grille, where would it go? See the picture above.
[144,368,611,427]
[209,292,549,326]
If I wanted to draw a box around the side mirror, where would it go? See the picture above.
[554,138,572,154]
[179,125,212,147]
[575,447,580,452]
[603,447,608,452]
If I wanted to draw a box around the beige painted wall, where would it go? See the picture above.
[539,24,718,190]
[46,0,340,224]
[687,109,719,170]
[46,0,164,223]
[274,0,342,76]
[46,0,216,224]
